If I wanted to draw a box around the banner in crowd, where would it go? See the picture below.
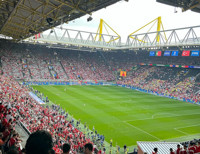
[120,71,127,77]
[34,33,41,39]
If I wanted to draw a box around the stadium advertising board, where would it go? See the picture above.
[191,51,199,56]
[182,50,190,56]
[164,51,171,56]
[139,63,200,69]
[156,51,162,56]
[149,51,155,56]
[171,51,179,56]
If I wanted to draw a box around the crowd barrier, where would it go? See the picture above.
[23,81,117,86]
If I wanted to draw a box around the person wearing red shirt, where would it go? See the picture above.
[2,117,8,127]
[0,112,4,119]
[176,144,182,154]
[188,143,196,154]
[169,148,175,154]
[195,142,200,153]
[98,148,102,154]
[3,127,10,140]
[180,145,188,154]
[0,102,4,112]
[9,134,17,147]
[6,118,12,129]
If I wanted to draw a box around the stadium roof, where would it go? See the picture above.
[0,0,120,40]
[157,0,200,13]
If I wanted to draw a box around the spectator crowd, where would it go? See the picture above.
[0,41,200,153]
[0,75,102,154]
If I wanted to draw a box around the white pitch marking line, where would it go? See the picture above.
[125,112,200,123]
[174,128,189,135]
[124,118,152,122]
[174,124,200,135]
[152,113,178,119]
[175,124,200,130]
[124,121,160,140]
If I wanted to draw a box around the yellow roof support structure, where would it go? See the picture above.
[129,16,167,43]
[95,19,120,43]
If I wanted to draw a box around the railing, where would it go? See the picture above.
[23,80,116,86]
[24,27,122,49]
[23,79,110,82]
[126,25,200,49]
[23,25,200,50]
[18,121,31,135]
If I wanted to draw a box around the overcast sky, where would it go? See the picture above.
[48,0,200,43]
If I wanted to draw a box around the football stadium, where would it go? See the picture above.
[1,0,200,154]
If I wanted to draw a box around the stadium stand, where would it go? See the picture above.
[1,44,116,81]
[180,139,200,154]
[0,42,199,103]
[1,50,23,79]
[0,76,24,153]
[0,40,200,153]
[0,75,104,154]
[117,66,200,104]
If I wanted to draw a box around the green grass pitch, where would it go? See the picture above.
[32,85,200,147]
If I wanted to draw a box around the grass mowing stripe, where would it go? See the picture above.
[32,85,200,147]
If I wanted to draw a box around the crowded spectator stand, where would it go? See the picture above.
[0,75,104,154]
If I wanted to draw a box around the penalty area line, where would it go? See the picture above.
[174,128,189,135]
[173,123,200,135]
[175,124,200,130]
[123,121,160,141]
